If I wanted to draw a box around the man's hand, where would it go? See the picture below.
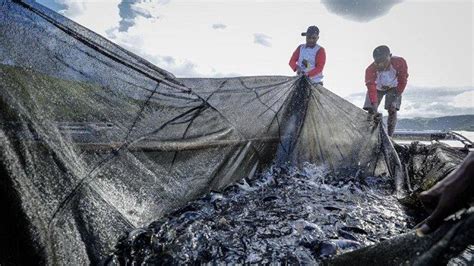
[416,153,474,236]
[367,103,378,114]
[367,111,382,123]
[296,66,305,75]
[302,59,309,68]
[373,112,382,122]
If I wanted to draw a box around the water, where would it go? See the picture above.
[108,163,413,264]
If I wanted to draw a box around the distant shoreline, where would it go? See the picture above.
[393,114,474,131]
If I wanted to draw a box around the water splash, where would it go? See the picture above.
[109,163,412,264]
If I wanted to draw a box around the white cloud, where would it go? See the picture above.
[107,29,236,77]
[38,0,473,97]
[51,0,122,36]
[253,33,272,47]
[449,91,474,108]
[55,0,87,17]
[117,0,163,32]
[212,23,227,30]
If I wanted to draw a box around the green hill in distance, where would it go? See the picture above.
[394,115,474,131]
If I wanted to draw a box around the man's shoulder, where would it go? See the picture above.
[391,56,407,64]
[366,62,376,72]
[391,56,408,70]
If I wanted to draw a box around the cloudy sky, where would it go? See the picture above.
[36,0,473,116]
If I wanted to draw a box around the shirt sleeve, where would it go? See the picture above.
[289,46,300,72]
[307,47,326,78]
[365,64,378,105]
[394,57,408,95]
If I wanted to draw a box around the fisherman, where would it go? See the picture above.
[363,45,408,137]
[417,152,474,235]
[289,25,326,86]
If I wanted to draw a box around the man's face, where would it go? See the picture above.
[306,35,319,47]
[374,55,391,71]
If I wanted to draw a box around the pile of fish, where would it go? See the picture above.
[108,163,413,264]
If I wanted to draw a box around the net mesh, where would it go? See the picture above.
[0,0,404,263]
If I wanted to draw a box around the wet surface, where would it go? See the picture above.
[109,163,414,264]
[449,245,474,265]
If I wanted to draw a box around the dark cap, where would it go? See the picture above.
[301,26,319,36]
[373,45,391,61]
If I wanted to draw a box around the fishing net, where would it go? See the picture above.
[0,0,427,264]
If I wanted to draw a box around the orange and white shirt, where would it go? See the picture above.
[289,44,326,83]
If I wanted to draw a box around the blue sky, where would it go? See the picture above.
[36,0,473,117]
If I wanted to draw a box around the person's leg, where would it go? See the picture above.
[384,88,402,137]
[387,107,397,137]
